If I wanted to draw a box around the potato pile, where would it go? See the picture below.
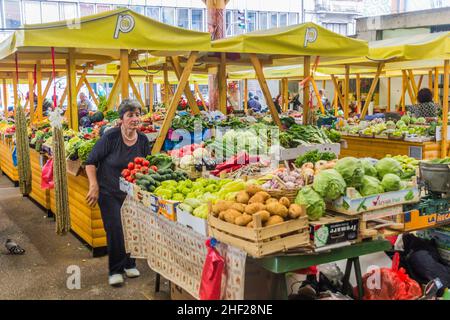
[211,184,305,228]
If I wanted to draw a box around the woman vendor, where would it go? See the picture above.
[407,88,441,118]
[85,99,151,287]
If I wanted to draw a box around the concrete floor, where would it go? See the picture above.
[0,174,170,300]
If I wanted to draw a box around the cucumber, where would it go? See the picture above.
[148,185,156,192]
[152,173,163,181]
[135,172,144,179]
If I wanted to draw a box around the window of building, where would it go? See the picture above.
[247,11,256,32]
[177,8,189,29]
[225,10,233,36]
[60,2,78,20]
[288,13,298,25]
[129,6,144,15]
[24,1,41,24]
[279,13,287,27]
[192,9,204,31]
[146,7,160,21]
[323,23,348,35]
[41,2,59,23]
[4,0,21,28]
[258,12,267,30]
[162,7,175,25]
[80,3,95,17]
[233,10,244,35]
[270,12,278,28]
[96,4,111,13]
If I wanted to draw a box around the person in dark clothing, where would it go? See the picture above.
[274,94,282,113]
[407,88,441,118]
[85,99,151,287]
[248,95,262,112]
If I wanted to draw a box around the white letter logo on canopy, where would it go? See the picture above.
[304,27,318,48]
[114,14,135,39]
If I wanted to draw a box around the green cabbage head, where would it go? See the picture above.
[375,157,403,179]
[361,159,378,177]
[381,173,401,192]
[334,157,365,188]
[295,187,325,221]
[359,176,385,196]
[312,169,346,201]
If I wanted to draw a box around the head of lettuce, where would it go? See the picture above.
[313,169,346,201]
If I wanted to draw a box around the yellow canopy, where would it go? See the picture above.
[0,8,211,61]
[211,22,368,57]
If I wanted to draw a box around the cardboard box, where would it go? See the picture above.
[158,198,180,221]
[309,213,359,248]
[403,210,450,231]
[176,208,208,236]
[119,177,134,196]
[170,282,196,300]
[328,186,420,215]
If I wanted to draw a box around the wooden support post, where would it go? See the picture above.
[407,70,418,103]
[361,64,383,118]
[356,74,361,114]
[434,67,439,104]
[28,72,34,123]
[401,71,407,111]
[194,81,208,111]
[36,61,43,122]
[344,65,350,119]
[83,77,99,106]
[67,48,78,131]
[170,56,200,114]
[59,87,67,108]
[417,75,424,91]
[152,52,199,154]
[163,62,170,106]
[442,60,449,157]
[12,72,18,116]
[283,78,289,112]
[129,75,145,108]
[387,77,391,112]
[303,56,311,125]
[322,79,326,90]
[331,75,344,108]
[334,88,338,116]
[42,76,54,101]
[310,77,325,114]
[120,49,129,100]
[249,54,282,128]
[428,70,433,90]
[2,80,7,115]
[148,75,154,112]
[244,78,248,113]
[219,53,227,114]
[280,79,284,112]
[404,70,416,105]
[106,71,121,111]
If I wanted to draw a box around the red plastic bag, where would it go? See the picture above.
[41,158,54,189]
[360,252,422,300]
[199,238,224,300]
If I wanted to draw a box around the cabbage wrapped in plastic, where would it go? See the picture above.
[375,158,403,179]
[312,169,346,201]
[381,173,401,192]
[295,187,325,221]
[334,157,365,188]
[359,176,384,196]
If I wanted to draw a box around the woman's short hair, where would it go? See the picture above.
[118,99,142,119]
[417,88,433,103]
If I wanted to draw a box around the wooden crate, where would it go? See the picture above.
[358,205,405,240]
[66,158,82,176]
[208,213,309,258]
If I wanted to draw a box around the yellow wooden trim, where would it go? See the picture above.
[310,77,325,115]
[442,59,449,157]
[250,53,282,128]
[387,77,391,112]
[59,87,67,108]
[120,49,129,99]
[361,64,383,118]
[434,67,439,104]
[148,75,154,112]
[219,53,227,114]
[2,80,7,115]
[404,70,416,105]
[428,70,433,90]
[344,65,350,119]
[106,70,121,111]
[12,72,18,116]
[170,56,200,115]
[330,75,344,109]
[36,61,43,122]
[244,78,248,113]
[152,51,199,154]
[68,48,78,131]
[356,74,361,113]
[417,75,424,91]
[83,77,99,106]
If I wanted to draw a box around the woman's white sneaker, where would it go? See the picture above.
[124,268,140,278]
[109,274,124,287]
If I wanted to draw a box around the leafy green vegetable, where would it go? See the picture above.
[146,154,174,170]
[312,169,346,201]
[375,157,403,179]
[104,110,120,122]
[280,125,332,148]
[295,150,336,168]
[335,157,365,188]
[361,159,378,177]
[359,176,384,196]
[381,173,401,192]
[78,138,98,163]
[295,186,325,221]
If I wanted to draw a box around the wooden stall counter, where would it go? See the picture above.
[0,136,19,184]
[340,136,448,160]
[29,149,50,210]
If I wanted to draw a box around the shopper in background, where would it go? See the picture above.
[78,92,94,111]
[85,99,151,287]
[248,95,262,113]
[407,88,441,118]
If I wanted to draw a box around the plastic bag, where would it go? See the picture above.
[41,158,54,189]
[360,252,422,300]
[12,146,17,167]
[199,238,224,300]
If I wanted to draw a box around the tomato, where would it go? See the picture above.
[134,157,143,165]
[131,179,136,183]
[121,169,130,177]
[142,160,150,167]
[126,176,133,182]
[135,164,142,170]
[127,163,134,170]
[130,169,137,176]
[150,165,158,172]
